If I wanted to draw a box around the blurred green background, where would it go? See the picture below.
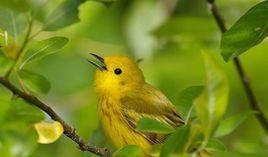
[0,0,268,156]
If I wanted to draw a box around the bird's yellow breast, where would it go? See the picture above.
[98,95,152,152]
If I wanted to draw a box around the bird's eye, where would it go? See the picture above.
[114,68,122,75]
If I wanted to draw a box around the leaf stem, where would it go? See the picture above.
[28,28,43,41]
[14,70,28,94]
[207,0,268,132]
[5,16,33,79]
[0,77,111,157]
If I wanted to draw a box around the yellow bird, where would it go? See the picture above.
[88,53,184,155]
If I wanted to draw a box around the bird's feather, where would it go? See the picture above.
[120,84,184,144]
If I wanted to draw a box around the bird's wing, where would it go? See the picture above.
[120,84,184,144]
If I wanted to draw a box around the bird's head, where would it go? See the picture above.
[88,53,145,97]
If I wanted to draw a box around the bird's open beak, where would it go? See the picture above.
[88,53,107,71]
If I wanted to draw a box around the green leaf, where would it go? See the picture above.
[89,0,116,7]
[18,70,51,94]
[214,111,255,137]
[221,1,268,61]
[6,98,45,123]
[194,52,229,138]
[136,118,175,134]
[178,86,204,120]
[44,0,86,31]
[206,139,226,152]
[20,36,68,68]
[0,8,27,37]
[160,125,190,157]
[113,145,143,157]
[0,0,49,22]
[0,95,10,124]
[187,131,205,152]
[0,53,13,76]
[0,0,30,12]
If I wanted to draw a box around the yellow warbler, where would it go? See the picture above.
[88,53,184,155]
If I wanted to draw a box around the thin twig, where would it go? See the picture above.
[5,16,33,79]
[28,28,43,41]
[0,77,111,157]
[207,0,268,131]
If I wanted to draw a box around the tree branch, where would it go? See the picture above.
[207,0,268,131]
[0,77,111,157]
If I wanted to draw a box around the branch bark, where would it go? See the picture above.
[0,77,111,157]
[207,0,268,131]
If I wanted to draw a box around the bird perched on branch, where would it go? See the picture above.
[88,54,184,156]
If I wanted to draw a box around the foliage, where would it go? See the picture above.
[20,36,69,68]
[43,0,86,31]
[0,98,44,157]
[214,111,256,137]
[0,0,268,157]
[0,8,27,37]
[160,125,191,157]
[194,52,229,139]
[0,54,13,75]
[177,85,204,121]
[136,118,175,134]
[221,1,268,61]
[113,145,143,157]
[18,70,51,94]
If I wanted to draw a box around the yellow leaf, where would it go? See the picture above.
[34,121,64,144]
